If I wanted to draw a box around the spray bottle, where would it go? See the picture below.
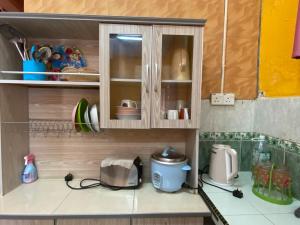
[22,154,38,183]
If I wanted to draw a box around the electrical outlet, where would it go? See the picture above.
[211,93,224,105]
[223,93,235,105]
[210,93,235,106]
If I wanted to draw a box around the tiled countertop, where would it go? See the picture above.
[0,180,210,217]
[202,172,300,225]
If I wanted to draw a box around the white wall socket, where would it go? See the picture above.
[223,93,235,105]
[211,93,235,106]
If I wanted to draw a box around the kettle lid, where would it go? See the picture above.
[152,146,186,163]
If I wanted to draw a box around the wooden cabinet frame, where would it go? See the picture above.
[100,24,152,129]
[151,25,203,129]
[100,24,203,129]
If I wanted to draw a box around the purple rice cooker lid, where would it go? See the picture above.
[152,146,186,163]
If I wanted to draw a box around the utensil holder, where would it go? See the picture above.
[23,60,46,80]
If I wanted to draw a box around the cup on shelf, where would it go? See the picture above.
[167,110,178,120]
[23,59,46,80]
[121,99,137,108]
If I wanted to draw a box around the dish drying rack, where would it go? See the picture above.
[1,120,101,137]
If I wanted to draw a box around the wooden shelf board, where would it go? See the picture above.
[0,80,100,87]
[0,70,100,77]
[161,80,192,83]
[110,78,142,82]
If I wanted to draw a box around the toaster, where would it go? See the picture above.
[100,156,143,188]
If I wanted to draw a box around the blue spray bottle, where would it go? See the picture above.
[22,154,38,183]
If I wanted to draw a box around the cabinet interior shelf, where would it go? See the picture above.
[161,80,192,83]
[110,78,142,82]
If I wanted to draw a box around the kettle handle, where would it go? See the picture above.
[226,148,238,180]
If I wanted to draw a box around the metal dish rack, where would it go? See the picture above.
[1,120,101,137]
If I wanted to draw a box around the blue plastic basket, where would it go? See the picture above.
[23,60,46,80]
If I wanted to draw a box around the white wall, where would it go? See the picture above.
[254,97,300,143]
[200,97,300,143]
[200,100,255,132]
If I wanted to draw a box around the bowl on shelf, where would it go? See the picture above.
[115,106,141,115]
[115,106,141,120]
[115,114,141,120]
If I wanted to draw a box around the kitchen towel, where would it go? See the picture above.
[101,157,135,169]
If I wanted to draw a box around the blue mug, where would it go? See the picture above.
[23,60,46,80]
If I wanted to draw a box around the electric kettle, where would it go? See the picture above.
[209,144,238,185]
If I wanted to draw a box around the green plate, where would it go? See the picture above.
[76,98,90,132]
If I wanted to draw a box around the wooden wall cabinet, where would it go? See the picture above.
[0,14,204,194]
[100,24,203,129]
[0,220,53,225]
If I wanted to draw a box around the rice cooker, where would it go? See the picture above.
[151,146,191,192]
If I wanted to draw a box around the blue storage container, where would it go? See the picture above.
[23,60,46,80]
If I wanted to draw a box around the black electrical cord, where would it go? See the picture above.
[199,165,243,198]
[64,173,121,191]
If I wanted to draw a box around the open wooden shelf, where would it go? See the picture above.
[0,70,101,77]
[0,80,100,87]
[0,71,100,87]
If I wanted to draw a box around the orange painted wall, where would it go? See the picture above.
[24,0,261,99]
[260,0,300,97]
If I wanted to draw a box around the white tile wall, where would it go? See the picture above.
[200,97,300,143]
[254,97,300,143]
[200,100,255,132]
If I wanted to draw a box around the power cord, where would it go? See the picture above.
[64,173,121,191]
[199,166,243,199]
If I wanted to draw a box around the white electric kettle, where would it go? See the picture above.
[209,144,238,185]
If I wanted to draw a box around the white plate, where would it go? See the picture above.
[84,105,95,132]
[90,104,100,132]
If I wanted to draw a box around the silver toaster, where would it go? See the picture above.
[100,156,143,188]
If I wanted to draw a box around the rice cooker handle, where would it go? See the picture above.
[226,148,238,180]
[181,165,192,171]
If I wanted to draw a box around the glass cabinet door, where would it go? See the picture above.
[100,24,151,128]
[151,25,203,128]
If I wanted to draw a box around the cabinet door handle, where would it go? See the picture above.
[145,64,150,94]
[154,63,159,93]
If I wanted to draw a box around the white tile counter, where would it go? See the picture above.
[202,172,300,225]
[0,180,210,217]
[0,180,70,216]
[133,183,209,215]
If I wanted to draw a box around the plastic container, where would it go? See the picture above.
[252,163,293,205]
[22,154,38,184]
[23,60,46,80]
[252,135,270,165]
